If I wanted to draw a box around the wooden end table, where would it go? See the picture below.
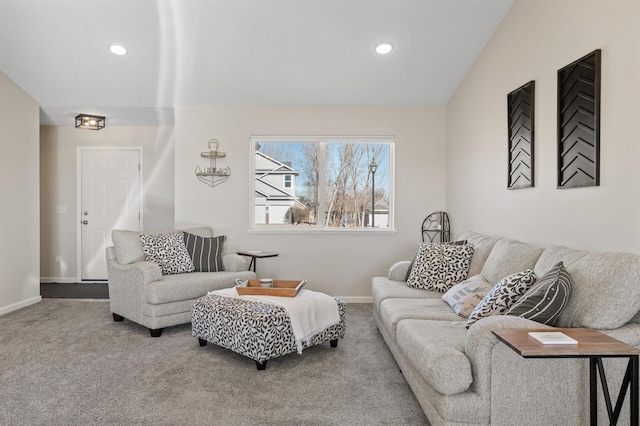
[236,251,279,274]
[493,328,639,426]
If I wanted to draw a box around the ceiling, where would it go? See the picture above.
[0,0,514,126]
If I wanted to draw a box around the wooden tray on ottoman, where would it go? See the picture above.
[236,280,306,297]
[236,280,307,297]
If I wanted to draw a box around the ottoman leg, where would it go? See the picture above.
[149,328,163,338]
[198,338,207,347]
[330,339,338,348]
[112,313,124,322]
[256,360,267,370]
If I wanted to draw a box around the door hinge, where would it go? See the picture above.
[138,163,140,171]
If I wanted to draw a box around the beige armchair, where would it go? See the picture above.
[106,226,256,337]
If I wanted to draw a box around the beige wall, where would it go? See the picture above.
[40,126,175,281]
[0,71,40,314]
[175,106,446,300]
[446,0,640,252]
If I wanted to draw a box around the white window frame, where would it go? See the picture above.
[249,135,395,233]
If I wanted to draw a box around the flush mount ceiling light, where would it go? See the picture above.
[109,45,128,55]
[374,41,394,55]
[75,114,105,130]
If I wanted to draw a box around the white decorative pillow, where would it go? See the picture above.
[140,231,195,275]
[466,269,536,328]
[441,275,493,318]
[406,243,474,292]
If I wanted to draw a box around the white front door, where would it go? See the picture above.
[79,148,142,280]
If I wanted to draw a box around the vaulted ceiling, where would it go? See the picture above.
[0,0,514,126]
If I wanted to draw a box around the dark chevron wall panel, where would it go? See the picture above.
[507,81,535,189]
[557,50,601,188]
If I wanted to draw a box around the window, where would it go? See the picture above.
[251,136,394,231]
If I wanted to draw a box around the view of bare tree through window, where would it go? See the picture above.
[253,137,393,229]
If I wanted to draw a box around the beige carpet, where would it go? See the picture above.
[0,299,429,425]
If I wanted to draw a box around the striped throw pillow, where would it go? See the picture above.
[183,232,226,272]
[505,261,572,325]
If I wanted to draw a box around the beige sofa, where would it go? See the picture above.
[372,231,640,425]
[106,226,255,337]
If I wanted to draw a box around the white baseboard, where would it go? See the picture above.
[337,296,372,303]
[0,296,42,316]
[40,277,80,284]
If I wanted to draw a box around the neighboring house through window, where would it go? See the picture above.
[251,136,394,231]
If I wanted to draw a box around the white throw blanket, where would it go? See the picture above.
[210,287,340,354]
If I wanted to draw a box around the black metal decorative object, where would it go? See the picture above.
[507,81,535,189]
[421,212,450,243]
[557,49,601,188]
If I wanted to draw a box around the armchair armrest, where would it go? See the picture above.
[106,259,162,323]
[108,260,162,285]
[223,254,248,272]
[388,261,412,281]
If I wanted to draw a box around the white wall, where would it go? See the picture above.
[175,106,446,300]
[0,71,40,314]
[40,126,175,281]
[446,0,640,253]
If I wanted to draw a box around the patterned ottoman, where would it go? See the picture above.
[192,293,346,370]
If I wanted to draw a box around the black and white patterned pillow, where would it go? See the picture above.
[183,232,226,272]
[466,269,536,328]
[140,232,195,275]
[405,240,469,281]
[406,242,474,292]
[505,262,572,325]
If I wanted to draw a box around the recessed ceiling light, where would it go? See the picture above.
[109,45,128,55]
[374,42,394,55]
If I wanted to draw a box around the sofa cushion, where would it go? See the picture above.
[480,238,543,284]
[458,232,500,277]
[556,251,640,329]
[112,227,214,265]
[183,232,226,272]
[380,298,463,337]
[505,262,572,325]
[441,274,493,318]
[396,319,472,395]
[140,231,196,275]
[467,269,536,327]
[406,243,474,292]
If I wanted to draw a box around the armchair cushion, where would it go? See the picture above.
[183,232,225,272]
[112,227,214,265]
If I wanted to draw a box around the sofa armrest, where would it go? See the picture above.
[223,254,248,272]
[388,261,412,281]
[464,316,553,396]
[464,316,591,424]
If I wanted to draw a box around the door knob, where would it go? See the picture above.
[82,220,89,225]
